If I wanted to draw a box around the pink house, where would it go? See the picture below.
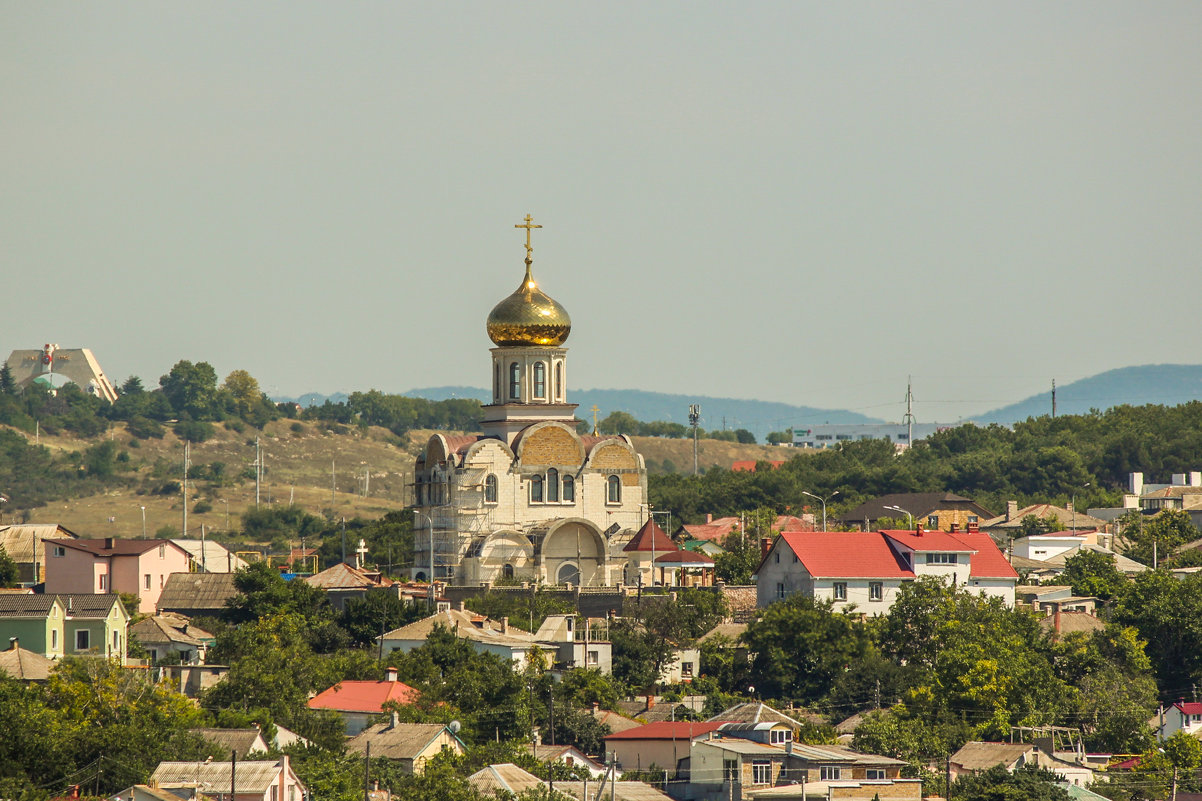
[44,538,192,614]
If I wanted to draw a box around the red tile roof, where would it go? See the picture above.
[623,519,678,553]
[654,550,715,566]
[49,538,172,557]
[1176,702,1202,715]
[948,532,1020,579]
[308,680,420,714]
[731,461,785,472]
[603,720,728,740]
[775,532,915,579]
[880,530,978,553]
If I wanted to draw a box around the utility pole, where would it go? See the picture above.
[688,404,701,476]
[182,441,190,537]
[331,459,336,507]
[254,436,261,508]
[1052,379,1057,418]
[902,377,915,448]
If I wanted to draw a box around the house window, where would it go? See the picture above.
[502,564,514,580]
[562,475,575,503]
[833,582,847,601]
[52,630,58,650]
[530,475,544,503]
[820,766,841,781]
[752,762,772,785]
[606,475,621,504]
[866,769,886,780]
[968,515,978,523]
[159,544,166,558]
[270,787,278,801]
[776,582,786,600]
[112,631,120,652]
[925,553,957,565]
[927,515,939,528]
[53,546,66,557]
[533,362,546,399]
[774,552,780,563]
[723,760,738,781]
[76,629,90,651]
[145,574,151,589]
[484,474,498,504]
[547,468,560,503]
[770,729,793,744]
[588,650,599,665]
[509,362,521,400]
[869,582,883,601]
[99,574,107,592]
[681,661,694,677]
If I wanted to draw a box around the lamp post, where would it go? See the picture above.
[218,499,229,532]
[801,490,839,532]
[140,505,147,539]
[414,510,434,607]
[885,505,913,528]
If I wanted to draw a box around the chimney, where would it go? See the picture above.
[385,666,398,683]
[592,702,600,712]
[1191,472,1202,488]
[390,710,399,729]
[500,616,509,635]
[645,694,655,711]
[967,521,979,533]
[455,600,465,612]
[760,538,771,560]
[706,513,713,524]
[105,537,115,549]
[1129,472,1144,496]
[1006,500,1018,521]
[8,637,16,651]
[950,523,960,533]
[915,523,924,536]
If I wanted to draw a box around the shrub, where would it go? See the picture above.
[173,419,214,442]
[193,500,213,514]
[126,415,165,439]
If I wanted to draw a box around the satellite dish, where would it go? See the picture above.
[449,720,461,734]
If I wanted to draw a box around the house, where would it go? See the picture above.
[149,757,305,801]
[0,594,129,662]
[1011,533,1112,562]
[106,785,193,801]
[189,728,270,759]
[1038,611,1106,639]
[661,644,702,684]
[523,743,607,778]
[949,742,1095,787]
[707,702,826,732]
[835,493,993,533]
[171,539,249,573]
[307,667,421,735]
[44,538,191,614]
[304,562,386,611]
[1014,586,1099,617]
[0,524,81,586]
[982,502,1112,538]
[589,704,643,735]
[157,572,240,617]
[604,720,728,776]
[755,527,1018,613]
[131,614,213,664]
[346,719,465,773]
[1154,701,1202,740]
[622,519,680,587]
[534,613,612,674]
[0,637,56,680]
[617,696,707,723]
[677,515,815,545]
[1018,543,1147,579]
[468,763,674,801]
[468,763,554,798]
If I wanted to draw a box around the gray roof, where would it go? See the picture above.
[157,572,239,613]
[468,764,557,798]
[381,608,538,650]
[0,524,79,564]
[0,594,61,617]
[188,728,268,759]
[132,615,212,647]
[0,593,123,620]
[345,722,458,761]
[0,645,56,680]
[151,760,288,793]
[950,741,1034,771]
[836,492,993,524]
[697,622,747,644]
[59,594,127,619]
[706,702,825,728]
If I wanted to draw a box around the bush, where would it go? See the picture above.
[126,415,165,439]
[173,419,214,442]
[225,419,245,433]
[193,500,213,514]
[290,422,304,434]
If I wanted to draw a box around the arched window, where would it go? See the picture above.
[494,362,501,401]
[509,362,521,400]
[554,363,562,400]
[502,563,515,580]
[558,562,581,585]
[562,474,575,503]
[546,468,559,502]
[530,475,544,503]
[533,362,546,399]
[607,475,621,504]
[484,474,498,504]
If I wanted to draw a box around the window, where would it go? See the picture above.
[554,363,562,400]
[606,475,621,504]
[770,729,793,744]
[793,553,799,563]
[833,582,847,601]
[869,582,883,601]
[681,661,694,677]
[776,582,786,600]
[52,546,65,557]
[968,515,978,523]
[502,564,514,580]
[484,474,498,504]
[925,553,957,564]
[509,362,521,400]
[530,475,544,503]
[820,766,841,781]
[75,629,90,651]
[723,760,738,782]
[547,468,559,502]
[270,786,278,801]
[835,434,852,441]
[52,630,58,650]
[866,769,886,780]
[99,574,107,592]
[533,362,546,398]
[774,551,780,563]
[562,475,575,503]
[144,574,151,590]
[588,650,599,665]
[816,434,833,441]
[752,762,772,785]
[927,515,939,528]
[158,543,165,558]
[112,631,120,652]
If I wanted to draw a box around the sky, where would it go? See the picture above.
[3,2,1200,425]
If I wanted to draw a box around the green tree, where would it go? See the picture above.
[734,428,756,444]
[340,589,424,648]
[120,375,144,395]
[0,545,19,587]
[159,360,220,420]
[1061,548,1126,602]
[0,363,15,395]
[1120,509,1199,567]
[1106,570,1202,696]
[952,764,1070,801]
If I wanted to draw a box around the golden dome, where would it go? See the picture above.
[487,262,571,347]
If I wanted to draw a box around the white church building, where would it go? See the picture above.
[412,217,648,587]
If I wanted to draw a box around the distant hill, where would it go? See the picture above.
[277,386,881,440]
[971,364,1202,425]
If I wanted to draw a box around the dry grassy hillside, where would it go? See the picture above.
[9,422,790,538]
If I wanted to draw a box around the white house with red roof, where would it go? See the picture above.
[307,667,421,735]
[603,720,728,776]
[754,524,1017,613]
[1157,701,1202,740]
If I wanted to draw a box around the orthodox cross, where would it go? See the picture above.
[515,214,542,262]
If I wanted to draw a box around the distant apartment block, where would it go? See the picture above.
[792,423,951,450]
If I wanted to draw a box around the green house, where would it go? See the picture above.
[0,594,129,663]
[0,595,67,658]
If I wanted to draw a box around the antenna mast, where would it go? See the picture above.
[901,378,916,448]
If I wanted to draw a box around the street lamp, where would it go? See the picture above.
[801,490,839,532]
[139,505,147,539]
[885,505,913,527]
[414,510,435,606]
[218,498,229,532]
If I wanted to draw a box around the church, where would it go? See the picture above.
[412,217,651,588]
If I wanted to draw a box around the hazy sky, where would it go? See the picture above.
[3,3,1199,424]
